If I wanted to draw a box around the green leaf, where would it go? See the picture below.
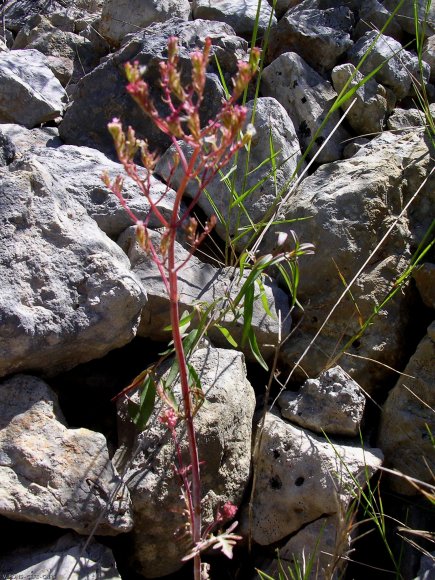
[163,309,195,333]
[248,327,268,370]
[241,283,255,347]
[257,277,274,319]
[130,375,157,431]
[215,324,238,347]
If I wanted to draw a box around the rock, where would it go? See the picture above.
[414,553,435,580]
[423,35,435,82]
[261,52,350,163]
[245,412,382,545]
[413,263,435,309]
[118,228,291,362]
[99,0,191,46]
[59,19,233,156]
[383,0,435,38]
[342,137,370,158]
[331,63,388,135]
[0,124,62,157]
[10,144,177,239]
[348,32,430,101]
[353,0,403,41]
[0,132,15,166]
[0,164,146,378]
[0,39,7,52]
[267,0,354,72]
[0,375,132,534]
[192,0,276,37]
[278,365,365,436]
[378,322,435,495]
[387,107,429,131]
[266,130,432,391]
[115,344,255,577]
[12,15,102,86]
[0,49,67,127]
[156,97,303,246]
[0,533,121,579]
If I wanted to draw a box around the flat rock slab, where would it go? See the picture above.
[0,533,121,579]
[116,345,255,577]
[0,49,66,127]
[0,375,133,535]
[246,412,382,546]
[118,227,291,362]
[278,365,366,436]
[0,164,146,378]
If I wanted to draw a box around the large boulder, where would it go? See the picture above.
[264,130,433,391]
[0,375,132,535]
[0,49,67,127]
[115,344,256,577]
[0,163,146,378]
[378,322,435,495]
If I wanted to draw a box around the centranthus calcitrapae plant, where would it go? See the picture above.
[102,36,260,579]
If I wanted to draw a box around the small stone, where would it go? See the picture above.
[413,263,435,309]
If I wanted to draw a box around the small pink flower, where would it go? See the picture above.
[159,408,178,430]
[218,501,238,522]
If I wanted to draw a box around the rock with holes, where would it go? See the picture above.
[0,533,121,579]
[278,365,366,436]
[59,19,238,156]
[331,63,389,135]
[0,164,146,378]
[0,49,67,127]
[9,145,176,239]
[267,0,354,72]
[348,32,430,101]
[115,344,256,577]
[261,51,350,162]
[260,129,433,391]
[0,375,132,534]
[118,227,291,362]
[155,96,303,247]
[243,412,382,546]
[192,0,276,36]
[378,322,435,495]
[99,0,191,46]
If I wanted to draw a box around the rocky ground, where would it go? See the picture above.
[0,0,434,578]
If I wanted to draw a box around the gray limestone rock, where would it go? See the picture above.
[244,412,382,545]
[0,132,15,166]
[387,107,429,131]
[331,63,388,135]
[413,263,435,310]
[10,145,177,239]
[0,533,121,579]
[118,228,291,362]
[264,130,432,391]
[0,375,132,534]
[100,0,191,46]
[0,49,67,127]
[278,366,366,436]
[383,0,435,38]
[115,344,255,577]
[59,19,234,156]
[261,52,350,163]
[0,164,146,378]
[156,97,303,246]
[192,0,276,37]
[353,0,403,41]
[378,322,435,495]
[348,32,430,101]
[0,124,62,157]
[423,35,435,82]
[267,0,354,72]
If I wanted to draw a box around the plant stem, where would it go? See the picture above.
[168,228,202,580]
